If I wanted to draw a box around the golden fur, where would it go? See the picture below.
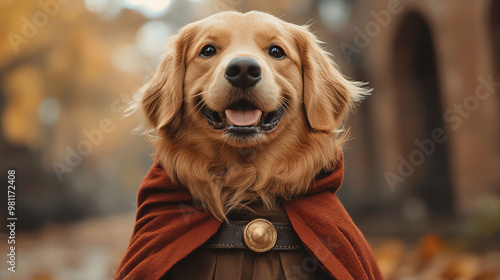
[130,11,369,221]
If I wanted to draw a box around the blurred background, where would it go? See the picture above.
[1,0,499,279]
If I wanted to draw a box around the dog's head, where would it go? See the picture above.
[137,11,366,148]
[132,11,368,219]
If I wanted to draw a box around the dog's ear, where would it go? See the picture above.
[138,28,193,130]
[292,25,369,133]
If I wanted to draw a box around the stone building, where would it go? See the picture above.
[331,0,500,224]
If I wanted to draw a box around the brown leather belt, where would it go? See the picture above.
[203,218,303,252]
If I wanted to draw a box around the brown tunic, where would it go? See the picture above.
[161,205,333,280]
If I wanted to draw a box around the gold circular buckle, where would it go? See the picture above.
[243,218,277,253]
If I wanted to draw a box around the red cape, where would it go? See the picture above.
[115,157,382,280]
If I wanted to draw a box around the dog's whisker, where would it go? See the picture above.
[181,90,209,103]
[185,84,231,120]
[193,101,206,118]
[184,100,205,119]
[183,106,198,119]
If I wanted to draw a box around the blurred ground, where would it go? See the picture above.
[2,214,499,280]
[1,214,134,280]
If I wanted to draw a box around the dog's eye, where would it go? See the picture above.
[268,45,285,59]
[200,45,217,58]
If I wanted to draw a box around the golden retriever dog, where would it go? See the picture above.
[118,11,385,280]
[131,11,368,221]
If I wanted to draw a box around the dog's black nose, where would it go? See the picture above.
[225,57,261,89]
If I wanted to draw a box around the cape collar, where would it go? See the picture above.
[304,153,344,196]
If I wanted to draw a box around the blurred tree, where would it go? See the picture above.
[0,0,152,230]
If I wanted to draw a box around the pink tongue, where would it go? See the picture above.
[225,109,262,126]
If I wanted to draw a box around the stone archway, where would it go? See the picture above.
[392,12,454,217]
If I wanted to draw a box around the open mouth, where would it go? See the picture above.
[202,100,283,136]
